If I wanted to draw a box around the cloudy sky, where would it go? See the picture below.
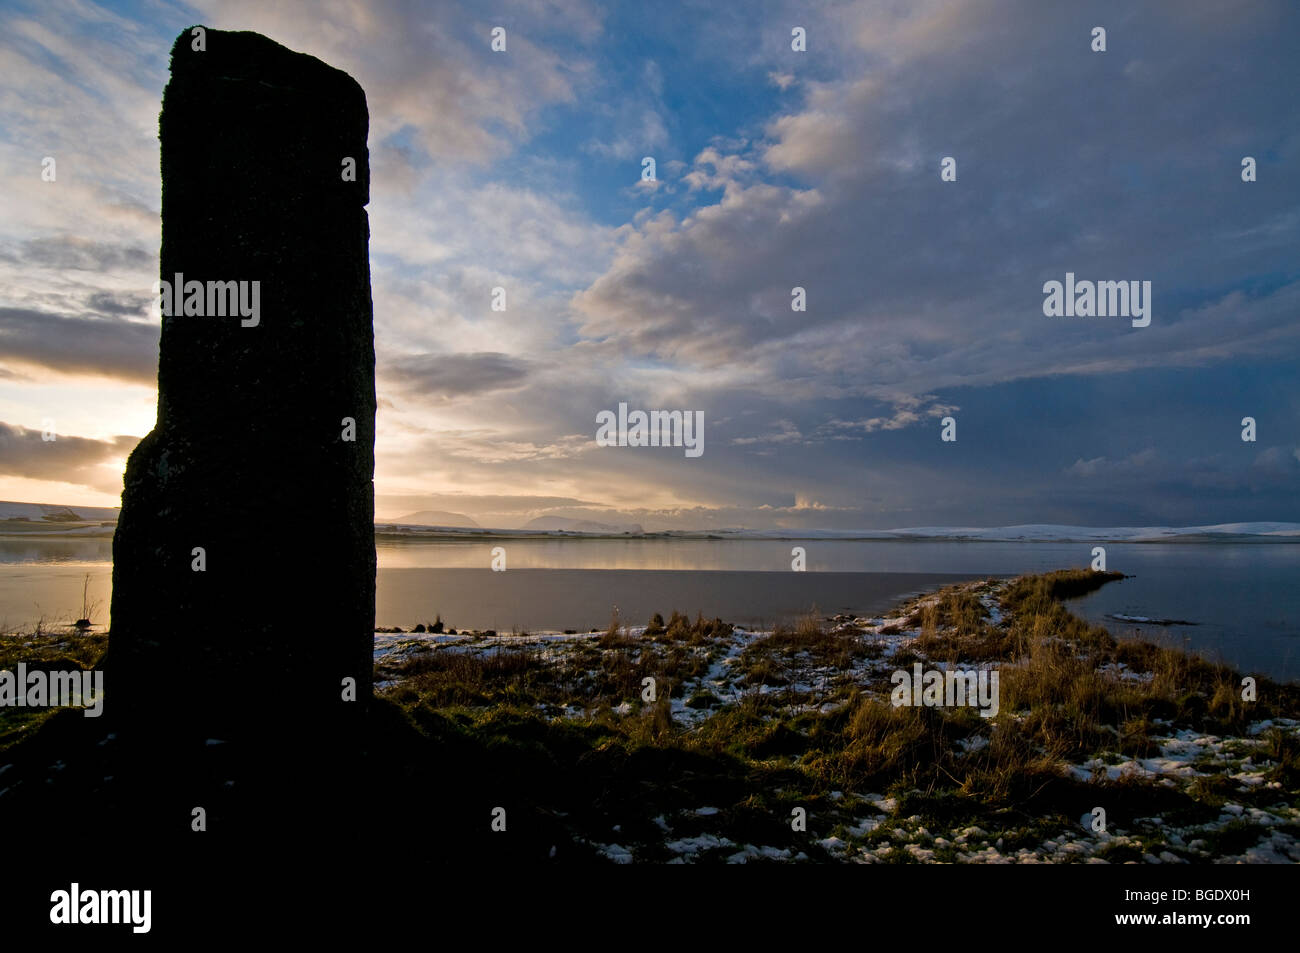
[1,0,1296,530]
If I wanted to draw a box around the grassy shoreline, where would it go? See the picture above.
[3,568,1297,863]
[369,568,1300,863]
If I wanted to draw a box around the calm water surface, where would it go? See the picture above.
[2,536,1295,681]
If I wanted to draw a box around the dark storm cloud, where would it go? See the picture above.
[543,0,1300,525]
[18,237,152,273]
[85,291,149,317]
[383,351,531,400]
[573,0,1300,400]
[0,306,157,383]
[0,421,138,488]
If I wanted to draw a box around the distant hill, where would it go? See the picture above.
[3,499,1294,543]
[0,500,120,522]
[387,510,481,528]
[522,516,644,535]
[731,522,1300,541]
[878,522,1300,541]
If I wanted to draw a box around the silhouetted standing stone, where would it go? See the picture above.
[108,27,374,745]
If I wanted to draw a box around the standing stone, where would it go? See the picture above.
[108,27,375,744]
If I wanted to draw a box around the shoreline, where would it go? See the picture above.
[366,569,1300,863]
[3,568,1298,863]
[4,562,1297,684]
[6,522,1300,543]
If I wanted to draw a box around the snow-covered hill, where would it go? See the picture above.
[387,510,481,528]
[734,522,1300,541]
[884,522,1300,541]
[0,500,120,522]
[522,516,644,535]
[3,498,1296,542]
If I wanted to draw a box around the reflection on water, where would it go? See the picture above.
[2,535,1296,681]
[372,537,1096,572]
[376,567,980,635]
[0,536,113,565]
